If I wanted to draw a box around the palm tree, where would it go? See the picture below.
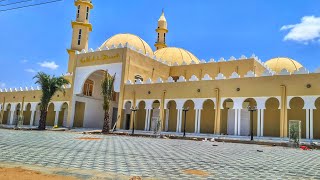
[34,72,69,130]
[101,71,116,134]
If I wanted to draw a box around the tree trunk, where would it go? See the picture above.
[38,110,47,130]
[102,110,110,134]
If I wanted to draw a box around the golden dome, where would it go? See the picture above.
[100,33,153,55]
[265,57,303,73]
[154,47,200,65]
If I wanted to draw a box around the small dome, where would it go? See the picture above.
[265,57,303,73]
[154,47,200,65]
[100,33,153,55]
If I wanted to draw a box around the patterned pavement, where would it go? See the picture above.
[0,129,320,179]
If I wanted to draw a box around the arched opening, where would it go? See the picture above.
[23,103,32,125]
[13,103,21,126]
[3,104,11,125]
[264,98,280,137]
[150,100,160,131]
[222,98,234,135]
[240,98,257,136]
[136,101,146,130]
[181,100,195,133]
[201,99,215,134]
[288,97,305,138]
[122,101,132,130]
[314,98,320,139]
[46,103,55,126]
[166,100,177,132]
[58,103,68,127]
[34,104,41,126]
[74,70,119,128]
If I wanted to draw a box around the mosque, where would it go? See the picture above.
[1,0,320,140]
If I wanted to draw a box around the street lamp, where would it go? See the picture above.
[247,105,257,141]
[131,106,138,135]
[183,107,189,137]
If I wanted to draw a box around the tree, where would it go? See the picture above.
[101,71,116,134]
[34,72,69,130]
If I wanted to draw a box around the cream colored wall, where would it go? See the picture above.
[314,99,320,139]
[288,97,306,138]
[0,89,71,104]
[169,58,265,80]
[167,101,177,132]
[264,98,280,137]
[124,73,320,100]
[201,100,215,133]
[181,100,195,133]
[136,101,146,130]
[125,50,170,82]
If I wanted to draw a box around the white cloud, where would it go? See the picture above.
[0,82,5,88]
[25,68,37,73]
[38,61,59,70]
[281,16,320,43]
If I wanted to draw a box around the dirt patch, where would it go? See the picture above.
[75,137,102,141]
[183,169,209,176]
[0,167,77,180]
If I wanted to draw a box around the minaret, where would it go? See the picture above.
[67,0,93,73]
[155,10,168,50]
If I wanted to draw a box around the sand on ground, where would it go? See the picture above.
[0,167,77,180]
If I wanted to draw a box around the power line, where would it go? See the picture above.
[0,0,63,12]
[0,0,32,7]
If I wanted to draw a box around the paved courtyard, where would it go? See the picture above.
[0,129,320,179]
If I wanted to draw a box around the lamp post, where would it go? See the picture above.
[131,106,138,135]
[183,107,189,137]
[247,105,257,141]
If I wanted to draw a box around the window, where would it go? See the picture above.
[172,76,179,82]
[77,5,80,18]
[86,6,89,20]
[157,33,159,42]
[134,75,143,83]
[164,33,166,43]
[83,79,94,96]
[78,29,82,45]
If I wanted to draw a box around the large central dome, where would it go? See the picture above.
[154,47,200,65]
[100,33,153,55]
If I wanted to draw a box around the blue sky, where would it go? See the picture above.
[0,0,319,88]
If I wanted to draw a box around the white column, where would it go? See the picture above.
[165,109,169,131]
[197,109,202,133]
[261,109,264,137]
[54,111,60,127]
[176,109,180,133]
[310,109,314,140]
[306,109,310,139]
[147,109,152,131]
[234,109,238,136]
[9,111,15,125]
[178,109,182,132]
[29,111,35,126]
[257,109,261,137]
[194,109,199,133]
[144,109,149,131]
[237,109,241,136]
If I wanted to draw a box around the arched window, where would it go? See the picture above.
[86,6,89,20]
[78,29,82,45]
[157,33,159,42]
[134,75,143,83]
[77,5,80,18]
[83,79,94,96]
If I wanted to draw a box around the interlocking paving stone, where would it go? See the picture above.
[0,129,320,179]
